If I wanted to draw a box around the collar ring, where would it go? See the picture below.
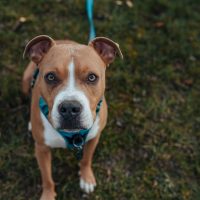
[72,134,85,148]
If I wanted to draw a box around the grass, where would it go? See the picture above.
[0,0,200,199]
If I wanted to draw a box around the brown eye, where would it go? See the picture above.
[87,73,98,83]
[45,72,58,84]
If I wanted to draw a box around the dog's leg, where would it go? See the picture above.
[79,133,100,193]
[35,143,56,200]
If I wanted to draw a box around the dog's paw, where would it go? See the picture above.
[79,166,97,193]
[40,190,56,200]
[80,177,96,193]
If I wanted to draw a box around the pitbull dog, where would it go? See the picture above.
[22,35,122,200]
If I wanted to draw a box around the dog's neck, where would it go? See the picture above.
[39,95,103,159]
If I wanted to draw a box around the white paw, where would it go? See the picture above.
[80,178,96,194]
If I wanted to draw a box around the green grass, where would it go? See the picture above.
[0,0,200,199]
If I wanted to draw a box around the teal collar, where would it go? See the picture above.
[32,67,102,159]
[39,96,102,159]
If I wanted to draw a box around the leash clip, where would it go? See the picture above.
[72,134,85,160]
[72,134,84,148]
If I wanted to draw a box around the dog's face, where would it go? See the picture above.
[24,35,122,131]
[38,44,105,131]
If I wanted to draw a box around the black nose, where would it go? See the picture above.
[58,101,82,119]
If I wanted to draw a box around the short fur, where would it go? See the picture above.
[22,35,122,200]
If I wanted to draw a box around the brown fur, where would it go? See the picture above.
[22,35,122,200]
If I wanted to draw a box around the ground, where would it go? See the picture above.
[0,0,200,199]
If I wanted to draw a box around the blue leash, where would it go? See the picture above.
[86,0,96,41]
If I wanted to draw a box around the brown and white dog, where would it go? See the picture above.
[22,35,122,200]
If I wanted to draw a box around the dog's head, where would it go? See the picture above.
[24,35,122,131]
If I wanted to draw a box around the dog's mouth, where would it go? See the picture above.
[61,128,84,132]
[58,118,87,132]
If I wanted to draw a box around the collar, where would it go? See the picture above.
[39,95,103,160]
[32,67,103,159]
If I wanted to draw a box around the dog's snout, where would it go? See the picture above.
[58,101,82,119]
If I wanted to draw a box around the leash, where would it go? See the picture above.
[86,0,96,41]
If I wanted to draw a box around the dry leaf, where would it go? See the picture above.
[154,21,165,28]
[126,0,133,8]
[116,0,123,6]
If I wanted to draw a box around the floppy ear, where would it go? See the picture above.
[89,37,123,66]
[23,35,56,64]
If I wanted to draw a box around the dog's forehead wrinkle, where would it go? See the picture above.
[51,44,102,69]
[55,44,85,56]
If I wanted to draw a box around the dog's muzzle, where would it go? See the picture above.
[58,100,84,130]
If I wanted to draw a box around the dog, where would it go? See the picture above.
[22,35,122,200]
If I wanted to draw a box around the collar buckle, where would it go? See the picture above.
[72,134,85,148]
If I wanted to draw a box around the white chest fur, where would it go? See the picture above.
[40,112,100,148]
[40,112,66,148]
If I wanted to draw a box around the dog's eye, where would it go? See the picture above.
[45,72,58,84]
[87,73,98,83]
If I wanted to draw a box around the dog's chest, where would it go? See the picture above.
[40,112,100,148]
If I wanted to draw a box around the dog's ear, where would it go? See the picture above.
[23,35,56,64]
[89,37,123,66]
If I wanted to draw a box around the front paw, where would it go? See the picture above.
[79,166,96,193]
[40,190,56,200]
